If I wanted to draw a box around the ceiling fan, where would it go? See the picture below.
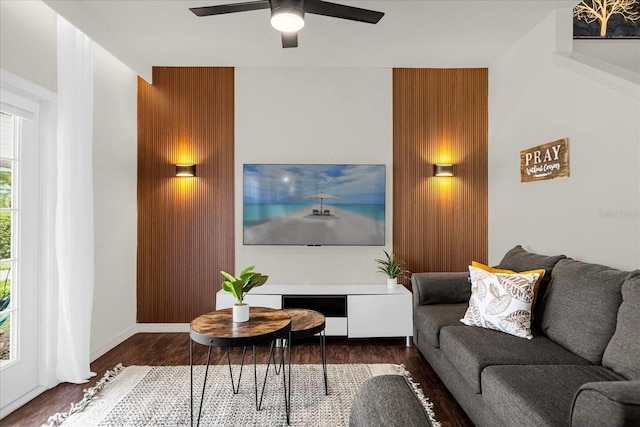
[189,0,385,48]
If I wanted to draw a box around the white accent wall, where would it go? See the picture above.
[0,0,138,360]
[91,44,137,359]
[235,68,393,284]
[489,9,640,270]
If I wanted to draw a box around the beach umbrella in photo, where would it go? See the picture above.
[305,191,338,214]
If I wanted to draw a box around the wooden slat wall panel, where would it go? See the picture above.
[393,68,488,280]
[137,67,234,323]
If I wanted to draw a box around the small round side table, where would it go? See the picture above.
[278,308,328,395]
[189,307,292,426]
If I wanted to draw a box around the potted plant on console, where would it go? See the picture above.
[376,251,409,288]
[220,266,269,322]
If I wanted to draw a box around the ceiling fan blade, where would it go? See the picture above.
[305,0,384,24]
[281,32,298,48]
[190,0,270,17]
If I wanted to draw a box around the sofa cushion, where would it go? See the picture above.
[497,245,565,326]
[439,325,590,394]
[461,265,541,339]
[540,258,627,364]
[602,270,640,380]
[482,365,623,427]
[414,304,467,348]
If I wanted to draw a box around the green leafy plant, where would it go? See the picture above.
[375,250,409,279]
[220,266,268,305]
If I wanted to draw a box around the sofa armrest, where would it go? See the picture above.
[411,272,471,307]
[571,380,640,427]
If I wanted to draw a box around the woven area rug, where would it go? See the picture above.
[45,363,439,427]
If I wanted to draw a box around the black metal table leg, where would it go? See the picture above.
[271,338,285,375]
[224,341,286,414]
[270,335,291,419]
[253,345,259,410]
[286,329,292,424]
[196,346,212,427]
[226,346,247,394]
[258,340,277,410]
[320,329,328,395]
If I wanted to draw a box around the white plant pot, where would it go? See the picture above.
[233,304,249,322]
[387,278,398,288]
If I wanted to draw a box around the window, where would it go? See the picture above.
[0,111,19,363]
[1,70,55,413]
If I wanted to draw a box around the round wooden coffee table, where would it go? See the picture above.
[190,307,292,426]
[190,306,291,346]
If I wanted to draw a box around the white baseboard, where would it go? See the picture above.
[0,386,47,419]
[135,323,190,333]
[90,323,190,362]
[90,324,138,362]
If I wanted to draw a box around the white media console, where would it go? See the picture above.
[216,284,413,346]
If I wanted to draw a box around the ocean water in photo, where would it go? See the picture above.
[244,203,385,227]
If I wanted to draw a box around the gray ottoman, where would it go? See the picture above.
[349,375,434,427]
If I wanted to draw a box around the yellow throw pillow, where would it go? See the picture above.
[471,261,545,305]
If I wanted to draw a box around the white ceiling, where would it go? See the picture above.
[43,0,577,81]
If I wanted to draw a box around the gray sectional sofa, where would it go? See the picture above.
[350,246,640,427]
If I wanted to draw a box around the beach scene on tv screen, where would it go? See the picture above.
[243,164,386,245]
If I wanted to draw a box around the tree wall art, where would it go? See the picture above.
[574,0,640,38]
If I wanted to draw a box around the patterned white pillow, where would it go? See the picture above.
[461,265,541,339]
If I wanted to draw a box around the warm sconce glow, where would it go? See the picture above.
[176,164,196,177]
[434,164,454,177]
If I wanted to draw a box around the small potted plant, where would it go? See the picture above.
[375,250,408,288]
[220,266,269,322]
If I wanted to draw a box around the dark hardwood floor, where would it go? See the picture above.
[2,334,474,427]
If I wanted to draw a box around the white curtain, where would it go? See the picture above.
[55,16,96,384]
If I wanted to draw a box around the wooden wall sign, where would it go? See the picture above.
[520,138,569,183]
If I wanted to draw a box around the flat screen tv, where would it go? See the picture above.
[243,164,386,246]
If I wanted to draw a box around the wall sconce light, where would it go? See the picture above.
[176,164,196,177]
[434,164,454,177]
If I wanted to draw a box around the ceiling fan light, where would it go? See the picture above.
[271,9,304,32]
